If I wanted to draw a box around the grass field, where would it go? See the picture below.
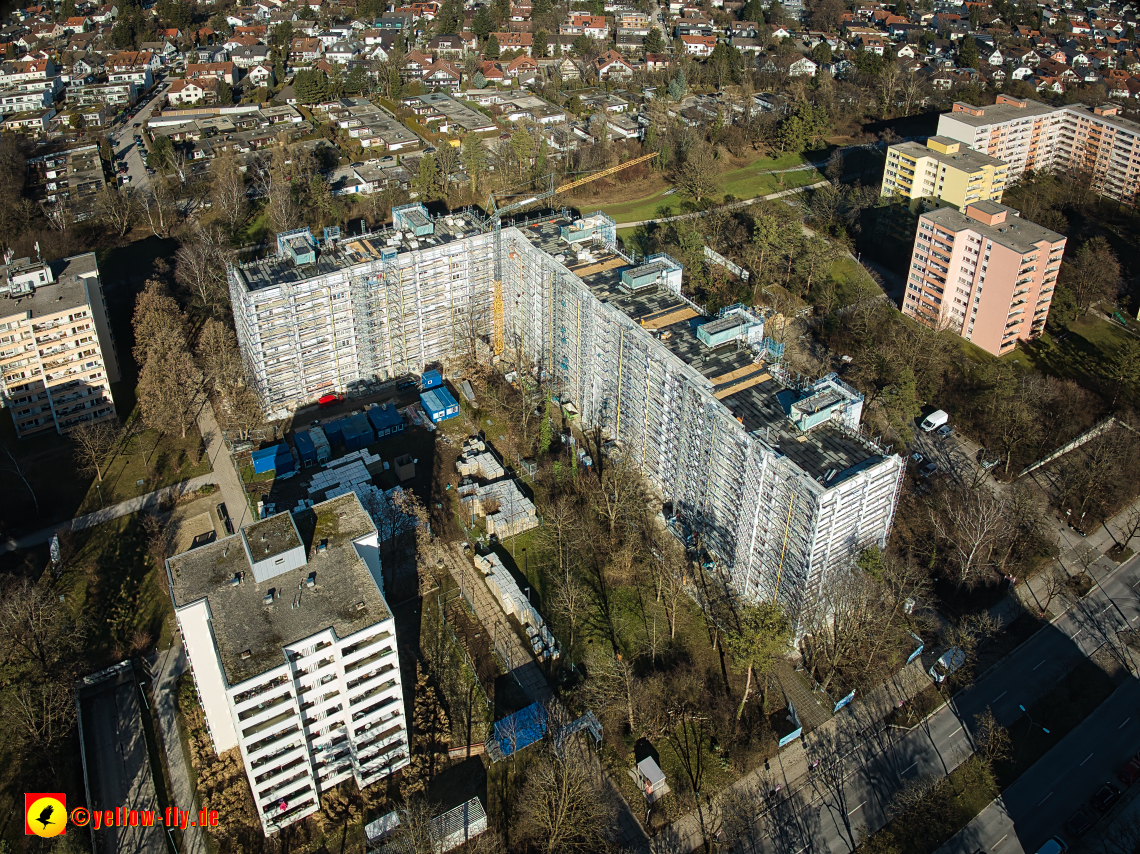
[592,152,818,225]
[78,425,212,514]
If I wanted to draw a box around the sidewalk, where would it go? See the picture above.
[1,472,218,553]
[196,400,252,532]
[147,639,207,854]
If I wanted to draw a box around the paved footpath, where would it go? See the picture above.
[2,400,247,554]
[147,639,207,854]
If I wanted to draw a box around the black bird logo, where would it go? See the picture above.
[34,805,56,830]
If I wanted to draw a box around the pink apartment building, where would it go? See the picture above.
[903,200,1066,356]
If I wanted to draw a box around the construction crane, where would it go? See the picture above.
[486,150,659,356]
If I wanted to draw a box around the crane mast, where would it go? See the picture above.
[487,151,659,356]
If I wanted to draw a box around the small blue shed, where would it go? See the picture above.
[420,387,460,423]
[294,430,317,468]
[421,369,442,390]
[367,403,405,437]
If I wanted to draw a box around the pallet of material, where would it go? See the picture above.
[714,372,772,400]
[570,256,626,277]
[710,363,765,386]
[640,305,699,330]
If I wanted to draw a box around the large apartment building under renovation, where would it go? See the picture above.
[228,206,905,619]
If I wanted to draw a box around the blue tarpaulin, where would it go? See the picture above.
[493,703,547,757]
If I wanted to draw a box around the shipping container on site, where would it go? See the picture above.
[421,387,460,422]
[252,443,294,474]
[421,369,442,389]
[367,402,404,437]
[294,430,317,467]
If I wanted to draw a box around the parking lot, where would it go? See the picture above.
[908,413,996,488]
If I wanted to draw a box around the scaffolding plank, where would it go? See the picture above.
[641,305,698,330]
[710,364,764,386]
[714,372,772,400]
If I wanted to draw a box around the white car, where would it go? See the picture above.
[928,647,965,683]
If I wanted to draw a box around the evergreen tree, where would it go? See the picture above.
[667,68,687,100]
[294,68,327,104]
[644,26,664,54]
[959,35,979,69]
[740,0,766,22]
[414,153,440,200]
[461,132,487,194]
[485,33,500,58]
[534,29,549,58]
[473,7,493,39]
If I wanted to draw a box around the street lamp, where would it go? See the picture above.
[1016,703,1050,767]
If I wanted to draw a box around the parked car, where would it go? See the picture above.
[928,647,965,683]
[1035,839,1067,854]
[216,502,229,521]
[936,424,954,438]
[224,518,234,536]
[318,392,343,408]
[911,452,924,464]
[976,449,1000,470]
[1064,808,1093,837]
[920,462,938,478]
[1091,782,1121,813]
[921,409,949,432]
[1118,755,1140,786]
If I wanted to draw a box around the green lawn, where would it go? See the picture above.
[826,256,879,308]
[79,425,212,514]
[594,152,816,225]
[1006,313,1139,407]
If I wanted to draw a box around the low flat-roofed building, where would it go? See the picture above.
[167,492,409,836]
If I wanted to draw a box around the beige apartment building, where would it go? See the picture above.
[0,252,120,437]
[936,97,1140,204]
[903,201,1065,356]
[935,95,1061,179]
[881,136,1009,209]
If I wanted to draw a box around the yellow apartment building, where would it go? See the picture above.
[881,136,1009,210]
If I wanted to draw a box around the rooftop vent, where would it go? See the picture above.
[240,649,252,660]
[355,601,366,611]
[306,573,316,588]
[230,574,241,586]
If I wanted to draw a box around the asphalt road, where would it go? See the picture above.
[937,679,1140,854]
[726,551,1140,853]
[108,82,169,193]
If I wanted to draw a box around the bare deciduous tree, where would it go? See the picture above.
[175,228,232,317]
[138,336,203,438]
[515,742,616,853]
[95,184,138,237]
[930,485,1012,589]
[70,419,121,482]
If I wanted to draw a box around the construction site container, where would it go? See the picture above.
[367,403,405,437]
[342,413,375,452]
[393,203,434,237]
[294,430,317,467]
[323,418,344,445]
[310,425,331,463]
[275,446,297,476]
[421,369,442,389]
[252,443,293,474]
[421,387,460,423]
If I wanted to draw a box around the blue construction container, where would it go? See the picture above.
[274,445,296,476]
[342,412,375,452]
[420,387,459,423]
[421,369,442,389]
[252,444,288,474]
[294,430,317,468]
[324,417,344,445]
[367,403,405,437]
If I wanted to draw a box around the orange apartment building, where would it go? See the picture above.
[937,96,1140,204]
[903,200,1066,356]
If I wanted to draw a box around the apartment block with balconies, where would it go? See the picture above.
[0,252,119,437]
[936,94,1062,179]
[881,136,1009,210]
[166,492,409,836]
[1052,103,1140,204]
[903,200,1066,357]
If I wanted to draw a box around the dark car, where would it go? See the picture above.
[1119,756,1140,787]
[216,502,229,521]
[396,379,417,390]
[1064,808,1094,837]
[1091,782,1121,813]
[224,518,235,536]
